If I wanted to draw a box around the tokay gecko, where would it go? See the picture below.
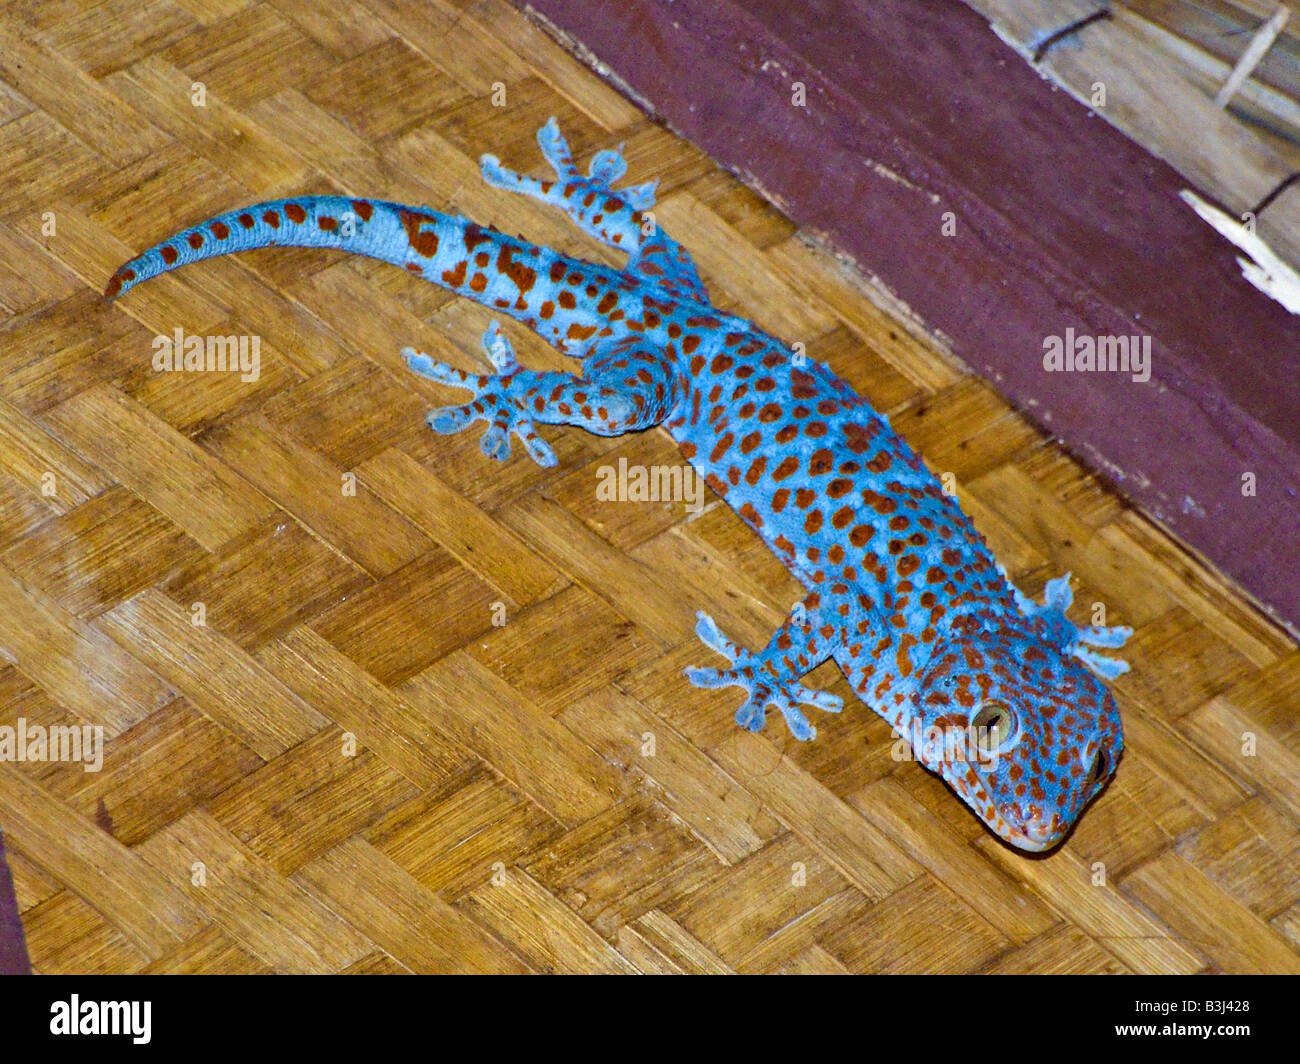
[105,120,1132,852]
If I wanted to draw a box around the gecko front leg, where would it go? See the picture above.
[1006,571,1132,680]
[685,595,845,741]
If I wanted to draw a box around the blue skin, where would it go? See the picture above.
[103,120,1131,850]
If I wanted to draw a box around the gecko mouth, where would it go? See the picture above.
[1004,808,1067,852]
[946,761,1062,853]
[1006,827,1057,853]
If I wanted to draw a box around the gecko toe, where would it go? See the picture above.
[777,699,816,742]
[733,691,768,732]
[683,665,733,689]
[799,689,843,714]
[406,349,479,391]
[427,405,476,434]
[479,424,512,462]
[520,433,557,468]
[588,148,628,186]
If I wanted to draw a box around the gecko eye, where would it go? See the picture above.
[971,701,1016,755]
[1086,747,1110,789]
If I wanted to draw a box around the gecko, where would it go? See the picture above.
[104,119,1132,852]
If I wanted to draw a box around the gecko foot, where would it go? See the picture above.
[1012,571,1133,680]
[402,322,557,468]
[482,119,657,215]
[684,612,842,741]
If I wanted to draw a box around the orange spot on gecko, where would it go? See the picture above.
[896,633,919,677]
[400,209,439,257]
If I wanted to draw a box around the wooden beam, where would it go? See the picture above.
[1214,4,1290,106]
[0,832,30,975]
[963,0,1300,272]
[1121,1,1300,102]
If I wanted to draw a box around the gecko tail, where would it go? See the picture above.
[104,197,409,300]
[101,196,573,330]
[101,194,615,355]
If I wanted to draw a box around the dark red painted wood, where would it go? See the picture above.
[519,0,1300,632]
[0,832,31,975]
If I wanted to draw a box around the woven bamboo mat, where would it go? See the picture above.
[0,0,1297,974]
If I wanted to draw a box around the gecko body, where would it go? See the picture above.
[105,120,1131,851]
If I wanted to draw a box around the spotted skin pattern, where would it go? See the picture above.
[104,120,1133,852]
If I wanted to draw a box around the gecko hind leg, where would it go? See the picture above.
[482,119,708,302]
[538,118,656,207]
[535,117,658,211]
[404,322,556,467]
[685,607,844,742]
[481,119,655,251]
[404,326,678,467]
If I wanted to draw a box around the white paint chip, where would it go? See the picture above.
[1181,189,1300,315]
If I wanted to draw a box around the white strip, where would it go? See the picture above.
[1181,189,1300,314]
[1214,5,1290,108]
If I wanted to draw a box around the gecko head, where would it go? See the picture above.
[911,619,1122,852]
